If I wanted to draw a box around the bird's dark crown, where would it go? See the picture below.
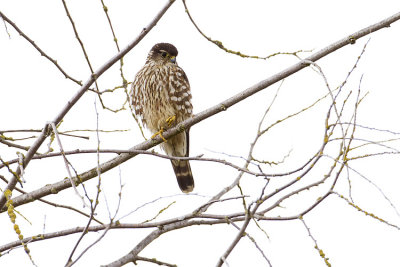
[150,43,178,57]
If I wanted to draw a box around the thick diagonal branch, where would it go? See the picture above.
[3,10,400,213]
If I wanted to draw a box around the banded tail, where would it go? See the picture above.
[171,159,194,193]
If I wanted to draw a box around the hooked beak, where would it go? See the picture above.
[170,56,176,64]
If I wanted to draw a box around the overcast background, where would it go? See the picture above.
[1,1,400,266]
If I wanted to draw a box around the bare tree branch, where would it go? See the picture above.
[4,10,399,216]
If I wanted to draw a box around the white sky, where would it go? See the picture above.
[1,1,400,266]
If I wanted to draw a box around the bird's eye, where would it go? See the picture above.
[161,51,167,58]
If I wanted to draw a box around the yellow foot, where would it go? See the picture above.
[151,127,167,142]
[166,115,176,127]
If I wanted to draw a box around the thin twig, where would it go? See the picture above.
[49,122,88,208]
[182,0,311,60]
[134,256,177,267]
[61,0,96,78]
[300,217,331,267]
[65,100,106,266]
[229,221,272,266]
[0,11,82,85]
[0,138,32,152]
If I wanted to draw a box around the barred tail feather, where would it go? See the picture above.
[171,160,194,193]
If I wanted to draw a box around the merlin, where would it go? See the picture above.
[130,43,194,193]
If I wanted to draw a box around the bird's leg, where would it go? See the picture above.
[151,127,167,142]
[166,115,176,127]
[151,115,176,142]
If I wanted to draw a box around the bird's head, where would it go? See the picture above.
[147,43,179,65]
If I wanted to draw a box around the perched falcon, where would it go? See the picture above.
[130,43,194,193]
